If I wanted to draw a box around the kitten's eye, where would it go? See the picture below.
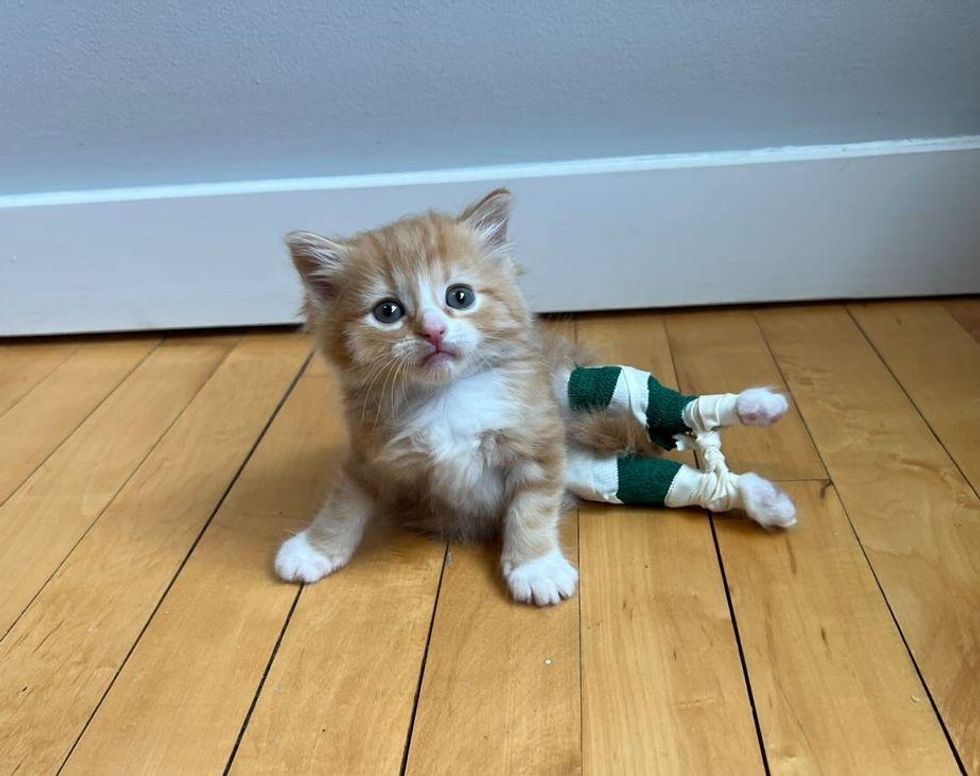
[446,284,476,310]
[373,300,405,324]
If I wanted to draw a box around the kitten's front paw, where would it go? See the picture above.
[736,387,789,427]
[275,531,348,584]
[737,473,797,528]
[504,549,579,606]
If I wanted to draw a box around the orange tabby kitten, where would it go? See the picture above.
[277,189,796,606]
[278,189,579,605]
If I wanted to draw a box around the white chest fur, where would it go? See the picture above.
[396,369,518,513]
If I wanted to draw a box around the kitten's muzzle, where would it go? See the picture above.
[420,343,458,368]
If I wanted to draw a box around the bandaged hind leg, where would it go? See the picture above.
[682,387,788,433]
[561,366,788,450]
[563,366,694,449]
[566,442,796,528]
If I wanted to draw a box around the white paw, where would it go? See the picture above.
[736,387,789,427]
[737,473,797,528]
[275,531,347,583]
[504,549,579,606]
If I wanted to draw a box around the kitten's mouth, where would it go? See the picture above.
[420,347,457,368]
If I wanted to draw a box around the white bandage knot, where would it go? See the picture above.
[673,428,741,512]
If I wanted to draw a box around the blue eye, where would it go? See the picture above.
[373,300,404,323]
[446,284,476,310]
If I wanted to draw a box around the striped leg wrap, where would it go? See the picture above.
[566,446,741,511]
[566,366,695,450]
[566,449,682,506]
[563,365,751,513]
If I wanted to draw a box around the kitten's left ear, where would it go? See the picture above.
[459,188,512,248]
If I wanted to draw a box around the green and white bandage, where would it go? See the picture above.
[566,449,683,506]
[566,366,695,450]
[566,447,741,510]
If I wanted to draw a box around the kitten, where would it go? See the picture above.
[276,189,795,606]
[277,189,578,605]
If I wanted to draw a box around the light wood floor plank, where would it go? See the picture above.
[664,309,826,481]
[720,482,958,773]
[229,531,445,775]
[667,307,955,771]
[0,337,159,505]
[580,504,763,774]
[0,335,237,635]
[944,297,980,342]
[0,333,309,776]
[406,518,581,776]
[577,313,678,375]
[850,301,980,494]
[0,340,78,416]
[62,372,341,775]
[577,313,763,774]
[757,305,980,772]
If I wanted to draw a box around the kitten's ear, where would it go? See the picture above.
[459,188,512,248]
[285,230,347,304]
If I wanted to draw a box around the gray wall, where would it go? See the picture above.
[2,0,979,195]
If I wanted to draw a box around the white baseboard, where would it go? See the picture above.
[2,136,980,336]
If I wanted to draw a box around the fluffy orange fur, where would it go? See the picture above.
[282,189,585,605]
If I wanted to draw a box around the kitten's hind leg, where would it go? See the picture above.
[566,448,796,528]
[275,467,372,583]
[667,462,797,528]
[562,365,695,449]
[684,387,789,431]
[560,366,788,451]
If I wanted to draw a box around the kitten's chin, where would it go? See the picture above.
[421,351,455,369]
[413,352,466,384]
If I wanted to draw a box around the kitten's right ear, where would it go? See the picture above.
[285,230,347,304]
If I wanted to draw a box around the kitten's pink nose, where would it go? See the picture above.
[419,316,448,347]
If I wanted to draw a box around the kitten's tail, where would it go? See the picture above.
[564,411,660,457]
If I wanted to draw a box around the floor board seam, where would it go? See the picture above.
[0,343,81,421]
[54,346,311,775]
[398,541,451,776]
[708,514,772,776]
[222,587,303,775]
[837,503,968,775]
[0,338,163,511]
[752,308,968,774]
[0,337,240,645]
[845,304,980,501]
[660,314,771,774]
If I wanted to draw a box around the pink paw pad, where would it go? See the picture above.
[736,388,789,427]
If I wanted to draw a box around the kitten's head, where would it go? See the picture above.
[288,189,531,390]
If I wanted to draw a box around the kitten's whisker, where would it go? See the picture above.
[390,360,410,415]
[359,361,390,423]
[388,362,406,417]
[374,357,400,431]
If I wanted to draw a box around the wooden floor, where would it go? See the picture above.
[1,299,978,775]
